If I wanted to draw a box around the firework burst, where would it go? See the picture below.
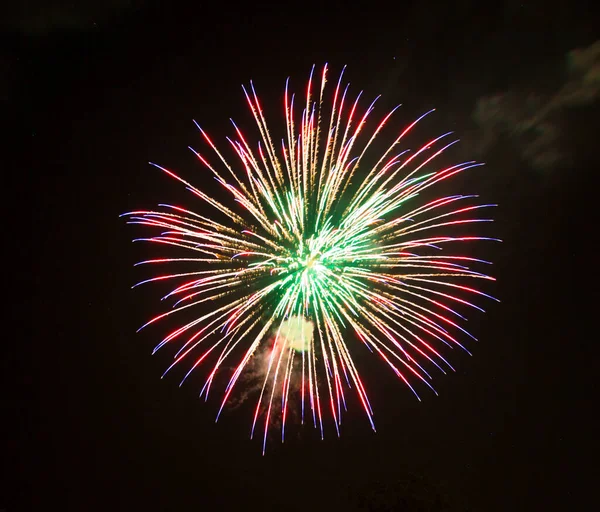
[122,64,498,453]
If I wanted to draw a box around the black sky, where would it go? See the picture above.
[6,1,597,511]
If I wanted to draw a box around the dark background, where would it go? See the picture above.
[5,1,597,510]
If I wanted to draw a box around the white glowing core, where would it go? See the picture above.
[277,316,314,352]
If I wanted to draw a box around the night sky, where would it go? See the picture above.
[7,2,597,510]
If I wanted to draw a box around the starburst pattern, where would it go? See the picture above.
[122,64,498,453]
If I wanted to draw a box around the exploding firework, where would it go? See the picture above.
[122,64,498,453]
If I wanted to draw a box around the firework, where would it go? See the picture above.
[122,64,498,453]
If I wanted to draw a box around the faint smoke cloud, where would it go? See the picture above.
[2,0,146,36]
[472,40,599,170]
